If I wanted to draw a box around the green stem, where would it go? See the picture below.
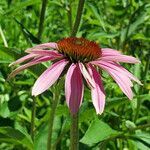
[30,98,36,141]
[69,1,85,149]
[70,113,79,150]
[71,0,85,37]
[0,25,8,47]
[67,0,73,34]
[38,0,48,40]
[134,56,150,122]
[47,87,59,150]
[132,123,150,130]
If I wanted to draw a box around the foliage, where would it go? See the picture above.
[0,0,149,149]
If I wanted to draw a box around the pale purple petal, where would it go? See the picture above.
[8,56,55,79]
[79,63,95,88]
[9,53,37,66]
[26,42,58,52]
[87,64,105,114]
[25,49,63,57]
[92,60,142,85]
[92,61,133,99]
[101,48,121,56]
[105,61,142,85]
[32,59,68,96]
[65,63,84,114]
[109,71,133,99]
[102,56,140,63]
[100,48,140,63]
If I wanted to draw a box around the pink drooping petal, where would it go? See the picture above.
[101,48,121,56]
[8,56,54,79]
[100,48,140,63]
[101,55,140,63]
[32,59,68,96]
[110,71,133,99]
[92,61,133,99]
[26,49,63,57]
[79,63,95,88]
[26,42,58,52]
[92,60,142,85]
[9,53,37,66]
[65,63,84,114]
[87,64,105,114]
[105,61,141,85]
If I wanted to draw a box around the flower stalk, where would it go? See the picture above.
[38,0,48,40]
[47,86,60,150]
[70,113,79,150]
[71,0,85,37]
[30,97,36,141]
[70,0,85,149]
[67,0,73,34]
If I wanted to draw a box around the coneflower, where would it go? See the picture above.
[8,37,142,114]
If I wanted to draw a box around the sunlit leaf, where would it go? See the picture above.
[80,118,118,146]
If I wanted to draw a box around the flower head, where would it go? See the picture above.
[8,37,142,115]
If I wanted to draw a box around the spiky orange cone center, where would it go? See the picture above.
[57,37,101,62]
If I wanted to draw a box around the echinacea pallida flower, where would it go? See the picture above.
[8,37,142,115]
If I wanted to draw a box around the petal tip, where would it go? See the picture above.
[138,81,143,86]
[25,48,31,53]
[9,63,13,67]
[96,111,104,115]
[128,95,133,100]
[31,90,38,97]
[135,59,141,64]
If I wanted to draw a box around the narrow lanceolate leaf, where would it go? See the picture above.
[87,3,106,31]
[0,127,33,150]
[80,118,118,146]
[15,19,41,44]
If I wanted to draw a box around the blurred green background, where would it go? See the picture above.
[0,0,150,150]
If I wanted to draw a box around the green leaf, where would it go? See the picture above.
[80,118,118,146]
[0,46,21,63]
[136,141,150,150]
[135,132,150,145]
[87,32,119,40]
[15,19,41,44]
[132,33,150,41]
[0,102,10,118]
[56,105,69,116]
[14,122,33,148]
[129,132,150,149]
[0,127,33,150]
[34,123,48,150]
[128,12,148,36]
[2,0,40,17]
[87,3,106,31]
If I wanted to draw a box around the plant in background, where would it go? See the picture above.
[1,0,148,149]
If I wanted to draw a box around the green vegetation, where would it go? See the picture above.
[0,0,149,149]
